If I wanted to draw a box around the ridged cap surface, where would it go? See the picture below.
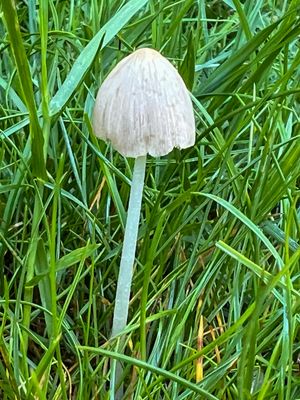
[93,48,195,157]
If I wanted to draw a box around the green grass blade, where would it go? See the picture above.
[1,0,46,178]
[49,0,149,116]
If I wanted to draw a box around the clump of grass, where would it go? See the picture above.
[0,0,300,399]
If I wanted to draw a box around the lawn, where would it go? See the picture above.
[0,0,300,399]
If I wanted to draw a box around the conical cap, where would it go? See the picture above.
[93,48,195,157]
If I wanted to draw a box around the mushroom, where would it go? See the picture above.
[93,47,195,394]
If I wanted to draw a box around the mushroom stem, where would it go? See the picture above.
[111,155,146,398]
[112,155,146,337]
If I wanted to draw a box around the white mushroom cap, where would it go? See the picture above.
[92,48,195,157]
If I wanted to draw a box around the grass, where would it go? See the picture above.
[0,0,300,399]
